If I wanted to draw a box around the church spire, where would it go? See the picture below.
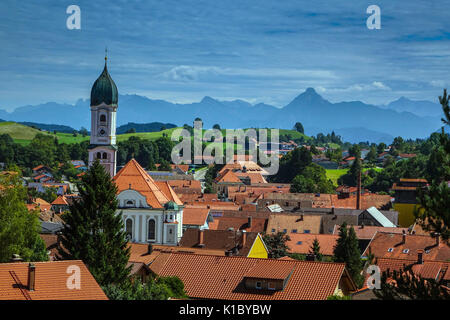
[104,47,108,69]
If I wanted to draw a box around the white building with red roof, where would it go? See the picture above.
[113,158,184,246]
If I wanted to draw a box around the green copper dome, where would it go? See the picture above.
[90,61,118,107]
[164,201,179,211]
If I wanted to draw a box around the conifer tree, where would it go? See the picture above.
[59,160,131,286]
[376,89,450,299]
[333,222,364,288]
[309,238,323,261]
[0,170,48,262]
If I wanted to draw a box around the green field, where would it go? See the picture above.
[326,167,383,185]
[326,169,348,185]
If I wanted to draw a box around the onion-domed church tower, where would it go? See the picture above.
[88,53,118,177]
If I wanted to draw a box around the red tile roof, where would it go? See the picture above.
[287,233,339,256]
[214,169,242,183]
[208,216,266,233]
[51,195,69,205]
[333,225,409,240]
[182,206,210,226]
[0,260,107,300]
[363,232,450,261]
[113,159,182,208]
[149,253,356,300]
[375,257,450,282]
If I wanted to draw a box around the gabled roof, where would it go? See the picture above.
[0,261,107,300]
[333,224,408,240]
[364,206,396,227]
[214,169,242,183]
[208,216,267,233]
[179,229,259,257]
[182,206,210,226]
[363,232,450,261]
[375,257,450,282]
[149,252,356,300]
[113,159,181,208]
[51,195,69,205]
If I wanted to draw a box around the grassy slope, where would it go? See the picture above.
[0,122,51,141]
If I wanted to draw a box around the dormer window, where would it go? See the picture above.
[255,281,262,289]
[268,282,276,290]
[387,248,394,253]
[125,200,134,207]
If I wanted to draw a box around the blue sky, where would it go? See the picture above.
[0,0,449,110]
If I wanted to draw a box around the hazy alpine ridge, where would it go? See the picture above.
[0,88,443,143]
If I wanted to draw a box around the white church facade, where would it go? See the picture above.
[88,56,184,245]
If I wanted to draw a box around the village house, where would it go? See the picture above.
[0,260,107,300]
[266,214,322,235]
[333,225,409,254]
[113,158,184,245]
[182,206,213,231]
[145,252,357,300]
[362,231,450,261]
[208,215,267,233]
[180,228,269,258]
[391,178,428,227]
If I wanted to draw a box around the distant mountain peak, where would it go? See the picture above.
[285,87,329,109]
[200,96,219,104]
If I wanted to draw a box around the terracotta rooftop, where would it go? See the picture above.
[179,229,259,257]
[150,252,356,300]
[51,195,69,205]
[286,233,339,256]
[244,260,294,280]
[182,206,210,226]
[128,243,224,265]
[113,158,182,208]
[266,214,322,235]
[375,257,450,282]
[333,225,409,240]
[214,169,242,183]
[363,232,450,261]
[0,260,107,300]
[208,216,267,233]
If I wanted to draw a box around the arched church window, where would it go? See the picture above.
[100,114,106,122]
[125,218,133,240]
[102,152,108,159]
[148,219,156,240]
[96,152,101,159]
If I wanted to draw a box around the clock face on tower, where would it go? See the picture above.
[98,128,106,136]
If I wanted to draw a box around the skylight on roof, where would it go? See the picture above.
[387,248,394,252]
[297,241,302,245]
[402,249,409,254]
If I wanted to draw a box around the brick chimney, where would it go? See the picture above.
[198,229,205,247]
[402,230,406,244]
[28,263,36,291]
[147,243,153,254]
[356,170,362,210]
[417,249,424,264]
[242,230,247,247]
[435,232,440,246]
